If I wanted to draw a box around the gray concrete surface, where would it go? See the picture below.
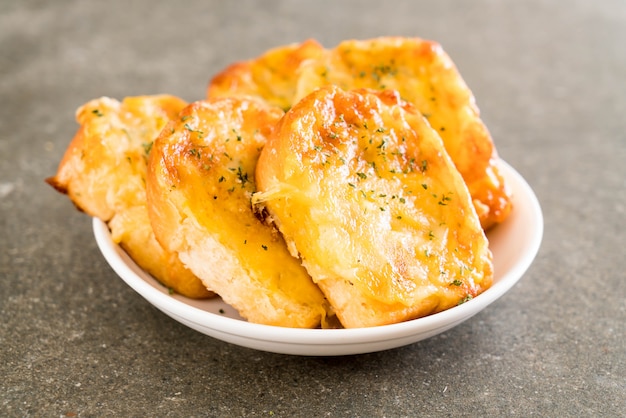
[1,0,625,416]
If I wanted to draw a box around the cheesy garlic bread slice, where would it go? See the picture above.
[46,95,213,299]
[294,37,512,229]
[254,86,493,328]
[146,97,331,328]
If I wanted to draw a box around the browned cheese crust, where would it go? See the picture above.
[146,97,332,328]
[254,86,493,328]
[46,95,213,299]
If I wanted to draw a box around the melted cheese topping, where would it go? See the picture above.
[147,97,331,327]
[207,39,325,111]
[294,37,512,229]
[255,86,493,328]
[208,37,512,229]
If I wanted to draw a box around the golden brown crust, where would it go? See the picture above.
[254,86,493,328]
[207,39,325,110]
[46,95,213,299]
[146,97,332,328]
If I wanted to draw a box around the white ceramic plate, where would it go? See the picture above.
[93,160,542,356]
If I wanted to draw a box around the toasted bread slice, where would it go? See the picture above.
[46,95,213,299]
[294,37,512,229]
[206,39,325,111]
[146,97,331,328]
[254,86,493,328]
